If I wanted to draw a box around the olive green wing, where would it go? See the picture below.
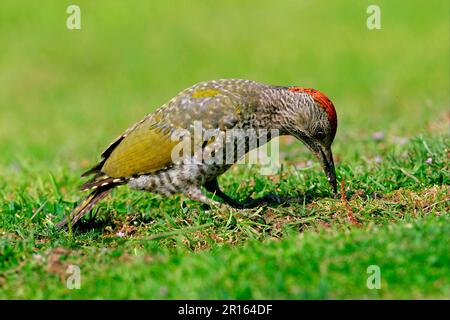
[101,119,179,178]
[81,81,242,189]
[80,115,150,178]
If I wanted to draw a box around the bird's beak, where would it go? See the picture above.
[317,146,337,194]
[292,133,337,194]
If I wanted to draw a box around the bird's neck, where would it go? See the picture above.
[243,86,292,135]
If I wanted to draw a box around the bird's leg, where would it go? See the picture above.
[186,185,224,208]
[203,179,246,208]
[203,178,282,209]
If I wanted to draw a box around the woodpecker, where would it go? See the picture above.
[57,79,337,227]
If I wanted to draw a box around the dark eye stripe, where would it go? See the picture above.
[316,131,325,139]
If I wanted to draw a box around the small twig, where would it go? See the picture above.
[29,200,48,221]
[340,179,360,226]
[340,178,347,202]
[423,198,450,211]
[395,167,420,183]
[130,223,213,241]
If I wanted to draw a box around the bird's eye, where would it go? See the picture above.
[316,131,325,140]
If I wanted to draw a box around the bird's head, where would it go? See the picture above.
[279,86,338,194]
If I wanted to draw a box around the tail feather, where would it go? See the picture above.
[79,176,125,191]
[56,186,113,228]
[80,161,104,177]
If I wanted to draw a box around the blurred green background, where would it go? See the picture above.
[0,0,448,165]
[0,0,448,299]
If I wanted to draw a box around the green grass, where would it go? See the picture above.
[0,0,449,299]
[2,215,449,299]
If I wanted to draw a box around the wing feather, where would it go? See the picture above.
[81,81,241,184]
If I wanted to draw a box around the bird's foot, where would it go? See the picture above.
[241,193,283,208]
[186,186,228,210]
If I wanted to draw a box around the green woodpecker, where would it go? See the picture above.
[57,79,337,227]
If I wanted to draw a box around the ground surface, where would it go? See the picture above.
[0,1,449,299]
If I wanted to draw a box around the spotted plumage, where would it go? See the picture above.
[57,79,338,227]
